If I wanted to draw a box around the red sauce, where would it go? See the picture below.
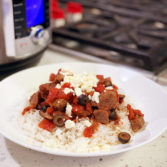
[94,82,105,93]
[22,106,34,115]
[127,104,144,120]
[83,126,94,138]
[61,82,71,89]
[96,75,104,81]
[47,87,73,102]
[38,119,56,132]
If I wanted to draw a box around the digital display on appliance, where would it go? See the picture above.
[26,0,44,28]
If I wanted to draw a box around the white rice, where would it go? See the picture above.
[18,104,133,153]
[17,69,134,153]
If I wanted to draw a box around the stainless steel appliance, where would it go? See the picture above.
[0,0,51,72]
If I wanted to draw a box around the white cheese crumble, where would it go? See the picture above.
[91,92,100,103]
[65,120,75,129]
[83,120,91,127]
[74,87,82,97]
[65,103,72,117]
[56,84,61,89]
[61,72,98,92]
[64,88,74,95]
[106,86,113,90]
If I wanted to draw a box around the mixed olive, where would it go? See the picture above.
[118,132,131,144]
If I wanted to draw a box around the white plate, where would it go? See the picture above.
[0,62,167,157]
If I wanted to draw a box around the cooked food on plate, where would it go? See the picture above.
[18,69,145,153]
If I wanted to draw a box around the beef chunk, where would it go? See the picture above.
[130,115,145,132]
[39,83,56,99]
[103,77,112,87]
[54,73,64,83]
[94,109,109,124]
[98,90,118,110]
[29,92,41,107]
[52,99,67,111]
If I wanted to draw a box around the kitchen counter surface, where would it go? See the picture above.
[0,49,167,167]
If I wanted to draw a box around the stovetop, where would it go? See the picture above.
[52,0,167,73]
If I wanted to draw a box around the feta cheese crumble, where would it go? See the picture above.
[91,92,100,103]
[65,120,75,129]
[65,103,72,117]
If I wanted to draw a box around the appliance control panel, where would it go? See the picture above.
[9,0,51,59]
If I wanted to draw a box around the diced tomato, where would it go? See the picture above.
[38,119,56,132]
[127,104,135,120]
[47,88,73,102]
[49,73,56,82]
[86,103,92,113]
[22,106,34,115]
[72,96,78,104]
[113,84,118,90]
[72,104,84,113]
[61,82,71,89]
[133,109,144,117]
[83,126,94,138]
[47,88,59,101]
[40,101,48,106]
[46,107,54,114]
[96,75,104,81]
[94,83,105,93]
[127,104,144,120]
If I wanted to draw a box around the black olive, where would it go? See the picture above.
[53,115,65,127]
[119,94,125,103]
[78,94,89,106]
[103,78,112,87]
[39,110,53,120]
[118,132,131,144]
[41,105,47,111]
[109,110,117,120]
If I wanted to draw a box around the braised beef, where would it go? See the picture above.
[130,115,145,132]
[93,109,109,124]
[98,90,118,110]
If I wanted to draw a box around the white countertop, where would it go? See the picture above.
[0,49,167,167]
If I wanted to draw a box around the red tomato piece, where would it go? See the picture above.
[113,84,118,90]
[127,104,135,120]
[86,103,92,113]
[96,75,104,81]
[46,107,54,114]
[47,88,59,101]
[83,126,94,138]
[49,73,56,82]
[72,105,84,113]
[61,82,71,89]
[72,96,78,104]
[22,106,34,115]
[38,119,56,132]
[94,83,105,93]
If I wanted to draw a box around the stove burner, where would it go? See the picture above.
[52,0,167,72]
